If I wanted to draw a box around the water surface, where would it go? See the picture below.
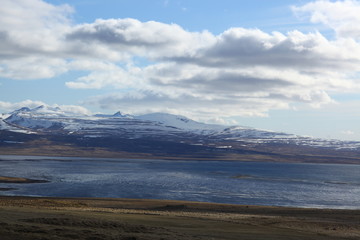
[0,155,359,209]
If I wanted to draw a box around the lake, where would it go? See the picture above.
[0,155,359,209]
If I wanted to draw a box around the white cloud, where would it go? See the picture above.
[0,0,73,80]
[207,117,238,125]
[0,57,68,80]
[55,104,92,116]
[292,0,360,40]
[170,28,360,73]
[341,130,355,135]
[0,0,73,55]
[2,0,360,119]
[0,100,46,113]
[66,18,215,59]
[83,90,289,121]
[66,61,144,89]
[0,100,92,116]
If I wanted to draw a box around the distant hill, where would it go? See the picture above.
[1,105,360,164]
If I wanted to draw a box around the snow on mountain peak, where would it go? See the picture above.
[3,105,360,150]
[32,105,62,114]
[137,112,223,131]
[94,111,133,118]
[8,105,91,118]
[32,105,45,111]
[113,111,133,118]
[10,107,31,114]
[138,112,192,124]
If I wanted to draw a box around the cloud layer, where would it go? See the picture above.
[0,100,91,116]
[1,0,360,121]
[293,0,360,40]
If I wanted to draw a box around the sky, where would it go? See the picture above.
[1,0,360,141]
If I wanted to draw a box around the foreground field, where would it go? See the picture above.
[0,197,359,240]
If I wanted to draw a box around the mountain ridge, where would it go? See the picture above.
[2,105,360,148]
[1,105,360,164]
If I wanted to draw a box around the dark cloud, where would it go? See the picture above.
[65,18,201,56]
[166,29,354,70]
[151,71,294,93]
[67,20,166,47]
[84,90,290,118]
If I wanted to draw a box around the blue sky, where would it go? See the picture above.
[1,0,360,140]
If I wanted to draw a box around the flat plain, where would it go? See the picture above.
[0,196,359,240]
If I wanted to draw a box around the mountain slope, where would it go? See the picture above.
[3,106,360,149]
[1,106,360,163]
[137,112,223,132]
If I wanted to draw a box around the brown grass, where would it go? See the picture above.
[0,196,359,240]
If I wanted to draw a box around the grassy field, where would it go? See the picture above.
[0,196,359,240]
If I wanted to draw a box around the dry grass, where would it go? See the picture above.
[0,196,359,240]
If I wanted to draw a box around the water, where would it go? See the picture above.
[1,155,359,209]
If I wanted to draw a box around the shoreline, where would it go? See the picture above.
[0,176,49,184]
[1,145,360,164]
[1,153,359,165]
[0,196,359,239]
[1,173,359,210]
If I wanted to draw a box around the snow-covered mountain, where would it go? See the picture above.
[0,113,35,134]
[2,106,360,150]
[94,111,134,119]
[137,112,224,134]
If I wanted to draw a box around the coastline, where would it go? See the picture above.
[2,140,360,164]
[0,196,359,240]
[1,153,360,165]
[0,176,49,184]
[1,158,360,210]
[1,156,359,238]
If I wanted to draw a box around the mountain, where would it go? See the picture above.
[94,111,133,118]
[1,106,360,164]
[137,113,223,133]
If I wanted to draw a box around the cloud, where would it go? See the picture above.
[341,130,355,135]
[65,60,143,89]
[83,90,289,121]
[56,104,92,116]
[65,18,215,59]
[0,57,68,80]
[0,0,72,80]
[292,0,360,40]
[0,100,92,116]
[189,28,360,70]
[0,100,46,113]
[0,0,72,56]
[64,18,358,116]
[2,0,360,119]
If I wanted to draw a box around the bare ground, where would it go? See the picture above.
[0,196,359,240]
